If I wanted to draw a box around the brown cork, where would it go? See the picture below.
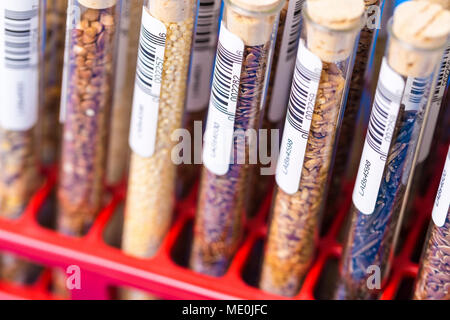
[389,1,450,77]
[305,0,365,62]
[225,0,284,46]
[78,0,117,9]
[415,0,450,10]
[149,0,193,23]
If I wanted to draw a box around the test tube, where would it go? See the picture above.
[0,0,43,282]
[40,0,67,165]
[414,145,450,300]
[403,0,450,215]
[177,0,223,199]
[57,0,121,237]
[122,0,197,258]
[322,0,383,229]
[189,0,285,277]
[259,0,365,297]
[248,0,305,216]
[414,0,450,168]
[106,0,143,185]
[336,1,450,300]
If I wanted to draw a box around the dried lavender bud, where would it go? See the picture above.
[58,4,119,237]
[336,110,418,300]
[190,43,270,277]
[260,63,345,297]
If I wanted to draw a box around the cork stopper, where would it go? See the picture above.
[415,0,450,10]
[388,1,450,77]
[149,0,193,23]
[224,0,284,46]
[305,0,365,62]
[78,0,117,9]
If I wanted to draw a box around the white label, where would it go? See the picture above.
[403,76,429,111]
[203,24,244,176]
[185,0,221,112]
[353,59,405,215]
[0,0,39,131]
[267,0,304,123]
[129,8,167,158]
[114,0,132,95]
[432,146,450,227]
[275,40,322,195]
[418,44,450,163]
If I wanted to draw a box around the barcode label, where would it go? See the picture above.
[267,0,304,123]
[276,39,321,195]
[418,44,450,163]
[432,146,450,227]
[203,23,244,175]
[0,0,39,131]
[185,0,221,112]
[129,8,167,158]
[353,59,405,215]
[403,76,429,111]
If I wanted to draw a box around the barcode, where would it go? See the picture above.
[3,8,38,69]
[194,0,218,50]
[407,77,427,104]
[433,45,450,101]
[287,58,320,132]
[210,41,242,117]
[367,82,401,155]
[135,22,166,95]
[285,0,303,61]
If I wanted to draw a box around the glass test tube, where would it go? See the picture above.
[403,0,450,219]
[0,0,43,282]
[40,0,67,165]
[336,1,450,300]
[323,0,383,229]
[190,0,284,277]
[122,0,197,258]
[57,0,121,237]
[106,0,143,186]
[247,0,305,216]
[176,0,223,199]
[259,0,364,297]
[413,145,450,300]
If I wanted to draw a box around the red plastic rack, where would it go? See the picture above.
[0,143,446,300]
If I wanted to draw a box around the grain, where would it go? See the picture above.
[57,2,119,237]
[122,2,196,258]
[190,42,271,277]
[414,209,450,300]
[260,63,345,296]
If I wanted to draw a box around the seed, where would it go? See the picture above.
[260,62,345,297]
[58,5,118,237]
[190,42,271,277]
